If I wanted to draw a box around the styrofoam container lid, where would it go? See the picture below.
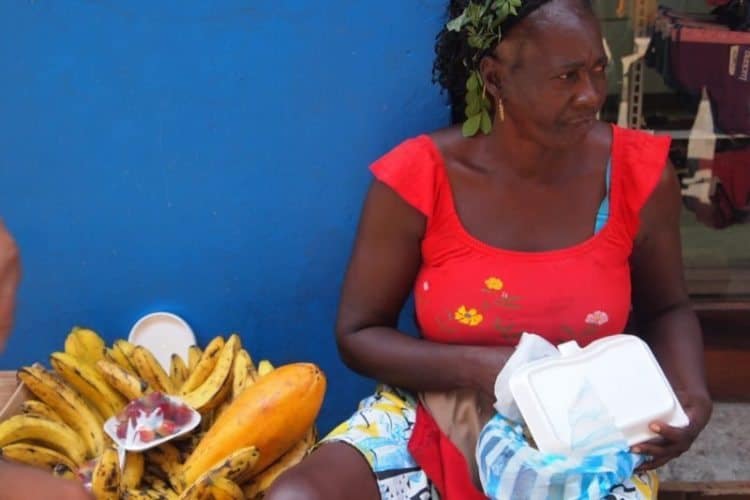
[509,334,689,455]
[128,312,196,372]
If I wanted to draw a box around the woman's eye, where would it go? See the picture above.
[593,62,608,73]
[559,71,576,81]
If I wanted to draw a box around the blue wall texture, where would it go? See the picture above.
[0,1,449,432]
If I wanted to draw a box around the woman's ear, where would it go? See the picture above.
[479,55,503,102]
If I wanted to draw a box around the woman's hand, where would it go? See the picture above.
[0,460,93,500]
[632,390,713,471]
[467,345,513,399]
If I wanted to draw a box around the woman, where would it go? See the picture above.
[267,0,712,498]
[0,222,92,500]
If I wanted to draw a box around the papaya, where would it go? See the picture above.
[181,362,325,487]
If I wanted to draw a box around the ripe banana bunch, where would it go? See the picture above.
[0,442,77,474]
[0,413,87,465]
[50,351,127,419]
[131,345,176,394]
[1,328,323,498]
[97,359,148,401]
[64,326,107,366]
[180,334,240,411]
[17,363,105,457]
[122,452,145,490]
[145,442,183,492]
[178,445,260,499]
[91,446,121,500]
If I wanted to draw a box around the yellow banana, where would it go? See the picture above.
[122,490,157,500]
[145,443,183,491]
[140,475,177,498]
[181,337,224,395]
[106,344,137,374]
[122,451,145,489]
[142,468,167,488]
[0,414,87,465]
[177,478,209,500]
[92,446,121,500]
[187,345,202,373]
[20,399,65,424]
[115,339,138,366]
[18,364,104,457]
[170,354,189,391]
[208,477,244,500]
[241,427,316,495]
[141,472,171,490]
[182,335,239,411]
[64,326,106,365]
[131,345,176,394]
[202,370,233,414]
[231,349,252,400]
[124,488,178,500]
[0,442,78,472]
[97,358,149,400]
[180,445,260,494]
[257,359,274,377]
[50,351,127,419]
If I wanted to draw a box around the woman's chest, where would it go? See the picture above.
[448,167,607,252]
[413,248,632,347]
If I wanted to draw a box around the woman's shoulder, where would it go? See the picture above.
[368,129,457,218]
[611,125,673,232]
[612,125,672,158]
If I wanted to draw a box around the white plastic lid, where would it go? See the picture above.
[509,334,689,455]
[128,312,196,371]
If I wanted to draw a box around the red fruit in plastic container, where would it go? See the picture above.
[125,403,141,418]
[116,422,127,439]
[138,429,156,443]
[156,401,172,419]
[173,405,193,426]
[157,421,178,437]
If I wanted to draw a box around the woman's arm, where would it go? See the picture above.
[629,161,712,470]
[336,180,510,397]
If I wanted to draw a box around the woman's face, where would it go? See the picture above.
[494,1,608,147]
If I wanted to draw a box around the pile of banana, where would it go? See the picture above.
[0,327,327,499]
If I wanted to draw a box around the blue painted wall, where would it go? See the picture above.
[0,1,448,432]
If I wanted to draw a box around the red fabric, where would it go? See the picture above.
[371,125,671,499]
[408,404,488,500]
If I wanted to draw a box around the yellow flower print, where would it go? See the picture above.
[484,277,504,291]
[454,305,483,326]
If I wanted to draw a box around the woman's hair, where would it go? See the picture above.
[433,0,592,124]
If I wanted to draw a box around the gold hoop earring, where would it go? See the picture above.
[497,99,505,122]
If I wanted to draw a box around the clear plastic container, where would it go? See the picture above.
[103,392,200,452]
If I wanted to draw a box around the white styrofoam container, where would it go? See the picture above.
[509,334,689,455]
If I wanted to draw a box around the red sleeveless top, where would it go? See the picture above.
[369,125,671,499]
